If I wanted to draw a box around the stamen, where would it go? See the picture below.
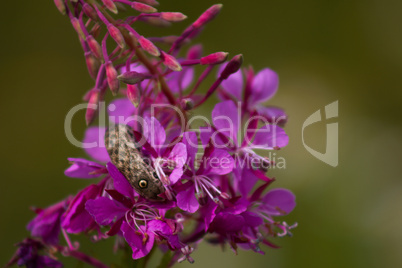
[62,229,79,251]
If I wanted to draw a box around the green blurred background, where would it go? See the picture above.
[1,0,402,267]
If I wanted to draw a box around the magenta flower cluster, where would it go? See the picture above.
[7,1,296,267]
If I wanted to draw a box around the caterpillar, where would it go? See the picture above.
[104,124,165,200]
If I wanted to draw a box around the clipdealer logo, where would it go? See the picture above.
[302,101,339,167]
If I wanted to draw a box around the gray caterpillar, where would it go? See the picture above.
[104,124,165,200]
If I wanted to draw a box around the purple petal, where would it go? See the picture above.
[199,199,218,231]
[182,132,198,170]
[218,63,243,100]
[148,219,182,250]
[209,212,245,234]
[261,188,296,216]
[107,98,136,126]
[241,211,263,227]
[176,186,199,213]
[223,197,249,215]
[249,125,289,149]
[143,117,166,150]
[168,143,187,168]
[147,219,172,234]
[85,197,127,226]
[107,162,135,200]
[169,168,183,185]
[212,101,239,144]
[167,143,187,184]
[248,68,279,107]
[238,167,259,196]
[83,127,110,163]
[64,158,104,179]
[203,148,234,175]
[26,200,67,245]
[166,66,194,93]
[62,184,100,233]
[121,221,155,259]
[256,106,288,126]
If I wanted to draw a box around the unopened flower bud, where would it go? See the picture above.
[102,0,118,14]
[86,90,100,125]
[87,35,102,59]
[83,4,98,21]
[160,12,187,22]
[138,36,160,56]
[54,0,66,15]
[106,61,119,95]
[180,98,194,111]
[127,84,139,107]
[187,44,203,60]
[220,54,243,80]
[84,52,100,80]
[161,51,182,72]
[136,0,159,6]
[117,71,149,85]
[131,2,157,13]
[142,17,171,27]
[193,4,223,29]
[83,89,92,101]
[201,52,228,65]
[107,24,125,48]
[71,17,86,40]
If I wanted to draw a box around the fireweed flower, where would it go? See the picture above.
[218,64,288,126]
[6,238,63,268]
[27,198,71,245]
[9,1,297,267]
[200,100,289,194]
[176,131,234,213]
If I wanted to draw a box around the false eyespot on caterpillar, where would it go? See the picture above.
[104,124,165,200]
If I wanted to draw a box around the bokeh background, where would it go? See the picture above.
[1,0,401,267]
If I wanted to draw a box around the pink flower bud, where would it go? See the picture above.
[180,98,194,111]
[117,71,149,84]
[84,52,101,80]
[193,4,223,29]
[83,4,98,21]
[142,17,171,27]
[161,51,182,72]
[102,0,118,14]
[131,2,157,13]
[54,0,66,15]
[86,90,100,125]
[71,17,86,40]
[135,0,159,6]
[138,36,160,56]
[187,44,203,60]
[107,24,125,48]
[87,35,102,59]
[160,12,187,22]
[127,84,139,107]
[220,54,243,80]
[200,52,228,65]
[106,61,120,95]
